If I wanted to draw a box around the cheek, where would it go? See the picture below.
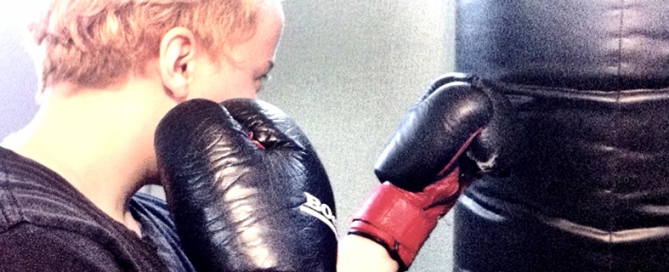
[211,73,257,101]
[230,72,260,99]
[232,84,258,99]
[201,62,259,101]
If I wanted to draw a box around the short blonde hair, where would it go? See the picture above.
[30,0,266,90]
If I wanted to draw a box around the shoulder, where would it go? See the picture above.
[0,148,168,271]
[0,222,124,271]
[0,147,87,230]
[0,147,110,232]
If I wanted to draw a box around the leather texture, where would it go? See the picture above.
[351,76,491,270]
[453,1,669,271]
[352,74,523,270]
[374,76,493,192]
[457,0,669,91]
[155,99,337,272]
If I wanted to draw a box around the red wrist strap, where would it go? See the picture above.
[348,183,440,269]
[348,169,463,270]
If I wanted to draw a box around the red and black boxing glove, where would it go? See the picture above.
[349,73,522,270]
[155,99,337,272]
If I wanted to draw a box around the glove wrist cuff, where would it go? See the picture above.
[348,183,439,270]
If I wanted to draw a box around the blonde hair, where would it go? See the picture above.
[29,0,266,90]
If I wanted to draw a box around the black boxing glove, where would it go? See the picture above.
[349,73,521,270]
[378,74,522,184]
[155,99,337,272]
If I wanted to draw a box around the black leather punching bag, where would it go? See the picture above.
[453,1,669,271]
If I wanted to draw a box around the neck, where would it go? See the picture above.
[3,80,173,235]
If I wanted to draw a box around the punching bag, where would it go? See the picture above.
[453,1,669,271]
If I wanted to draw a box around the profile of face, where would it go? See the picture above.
[188,0,284,102]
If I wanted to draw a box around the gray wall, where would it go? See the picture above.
[0,1,458,271]
[0,22,40,139]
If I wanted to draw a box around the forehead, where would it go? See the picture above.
[257,0,284,34]
[236,0,284,54]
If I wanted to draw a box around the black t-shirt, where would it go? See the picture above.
[0,147,194,271]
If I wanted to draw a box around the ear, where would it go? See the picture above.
[159,27,197,101]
